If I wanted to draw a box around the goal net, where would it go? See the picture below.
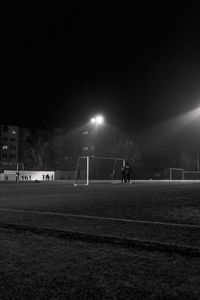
[74,156,125,185]
[169,168,184,180]
[183,171,200,180]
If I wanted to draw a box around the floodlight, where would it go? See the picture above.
[90,115,104,125]
[96,115,104,124]
[90,118,96,124]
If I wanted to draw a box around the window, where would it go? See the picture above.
[10,138,16,142]
[2,137,8,141]
[83,130,89,135]
[10,154,16,158]
[2,154,7,158]
[83,146,88,151]
[11,130,16,135]
[2,145,8,150]
[3,126,8,133]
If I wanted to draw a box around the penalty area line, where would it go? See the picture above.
[0,208,199,229]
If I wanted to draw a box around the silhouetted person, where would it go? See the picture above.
[124,162,132,183]
[121,166,125,183]
[16,171,20,183]
[77,164,81,180]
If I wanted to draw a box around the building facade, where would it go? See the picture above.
[0,125,19,163]
[0,123,129,172]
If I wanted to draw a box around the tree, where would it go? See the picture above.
[179,151,196,170]
[111,138,143,174]
[28,130,49,170]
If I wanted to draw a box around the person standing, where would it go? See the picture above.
[121,166,125,183]
[77,164,81,180]
[16,171,20,183]
[124,162,132,183]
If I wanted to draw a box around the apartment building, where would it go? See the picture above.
[0,125,19,163]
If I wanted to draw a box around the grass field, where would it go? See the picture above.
[0,181,200,299]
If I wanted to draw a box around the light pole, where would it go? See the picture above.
[89,115,105,156]
[196,107,200,172]
[189,106,200,172]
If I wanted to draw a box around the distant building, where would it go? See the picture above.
[0,123,126,171]
[0,125,19,163]
[51,127,65,170]
[18,127,32,166]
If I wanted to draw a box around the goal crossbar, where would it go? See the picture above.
[74,156,125,186]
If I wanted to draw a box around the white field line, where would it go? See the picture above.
[0,208,199,229]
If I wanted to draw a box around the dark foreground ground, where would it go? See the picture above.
[0,229,200,300]
[0,181,199,298]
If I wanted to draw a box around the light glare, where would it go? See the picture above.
[90,115,104,125]
[96,115,104,124]
[90,118,96,124]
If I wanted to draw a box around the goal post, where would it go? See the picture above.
[74,156,125,186]
[0,162,24,182]
[169,168,184,180]
[74,156,89,186]
[170,168,200,180]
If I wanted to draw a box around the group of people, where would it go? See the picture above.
[42,174,53,180]
[21,175,31,181]
[121,162,132,184]
[15,172,31,182]
[15,173,53,182]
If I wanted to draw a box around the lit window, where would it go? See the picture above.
[2,145,8,150]
[83,146,88,151]
[83,130,88,135]
[11,130,16,135]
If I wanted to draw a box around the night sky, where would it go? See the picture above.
[3,4,200,151]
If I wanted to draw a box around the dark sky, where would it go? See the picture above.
[2,4,200,149]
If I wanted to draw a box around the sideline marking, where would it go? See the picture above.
[0,208,199,229]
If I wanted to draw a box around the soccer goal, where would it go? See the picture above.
[169,168,184,180]
[183,171,200,180]
[0,162,24,182]
[74,156,125,185]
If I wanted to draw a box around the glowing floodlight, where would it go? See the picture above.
[90,115,104,125]
[96,115,104,124]
[90,118,96,124]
